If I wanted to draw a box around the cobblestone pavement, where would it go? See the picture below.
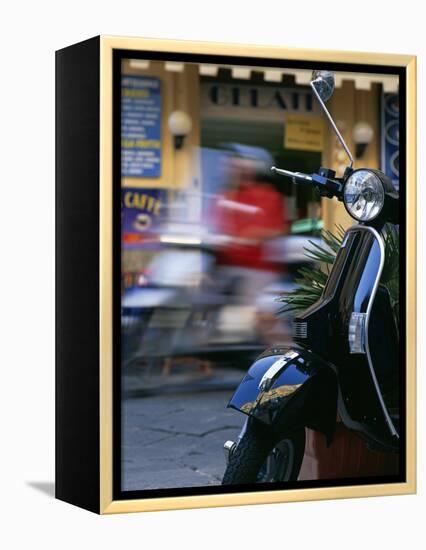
[122,388,243,491]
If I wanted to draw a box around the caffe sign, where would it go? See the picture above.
[121,189,166,249]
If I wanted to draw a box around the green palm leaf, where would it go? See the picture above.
[278,224,399,323]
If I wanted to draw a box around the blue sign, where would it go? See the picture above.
[381,93,399,191]
[122,76,162,178]
[121,188,167,249]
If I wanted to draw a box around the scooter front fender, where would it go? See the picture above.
[228,346,338,443]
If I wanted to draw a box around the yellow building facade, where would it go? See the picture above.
[121,58,397,235]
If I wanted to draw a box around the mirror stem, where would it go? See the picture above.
[310,79,354,169]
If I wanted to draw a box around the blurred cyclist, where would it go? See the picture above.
[212,145,290,343]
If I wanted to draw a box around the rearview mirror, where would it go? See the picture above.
[310,70,353,167]
[311,70,335,102]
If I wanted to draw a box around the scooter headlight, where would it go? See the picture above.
[343,170,385,222]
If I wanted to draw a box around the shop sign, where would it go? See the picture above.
[121,76,162,178]
[284,115,324,152]
[121,188,166,248]
[381,93,399,191]
[201,83,318,121]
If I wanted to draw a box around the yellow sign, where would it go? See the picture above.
[284,115,324,152]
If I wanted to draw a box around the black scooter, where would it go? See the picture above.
[222,70,400,485]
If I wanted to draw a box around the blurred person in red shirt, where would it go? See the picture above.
[214,146,289,276]
[211,145,290,343]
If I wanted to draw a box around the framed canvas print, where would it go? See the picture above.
[55,36,416,514]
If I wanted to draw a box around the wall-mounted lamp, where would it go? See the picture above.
[168,110,192,150]
[352,122,374,159]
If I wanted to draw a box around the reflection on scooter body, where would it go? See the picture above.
[222,70,400,485]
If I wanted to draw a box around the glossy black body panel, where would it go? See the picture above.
[295,226,399,450]
[228,346,338,443]
[368,285,399,424]
[290,230,382,361]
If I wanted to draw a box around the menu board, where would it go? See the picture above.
[121,76,162,178]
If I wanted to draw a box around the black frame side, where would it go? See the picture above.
[55,36,101,513]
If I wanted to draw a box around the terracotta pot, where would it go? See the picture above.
[298,425,399,481]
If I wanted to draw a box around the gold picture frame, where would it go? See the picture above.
[56,35,416,514]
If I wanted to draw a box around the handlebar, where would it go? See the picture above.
[271,167,313,185]
[271,165,343,199]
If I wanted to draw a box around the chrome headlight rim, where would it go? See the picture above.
[342,169,385,222]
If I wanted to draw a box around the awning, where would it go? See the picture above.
[129,59,399,92]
